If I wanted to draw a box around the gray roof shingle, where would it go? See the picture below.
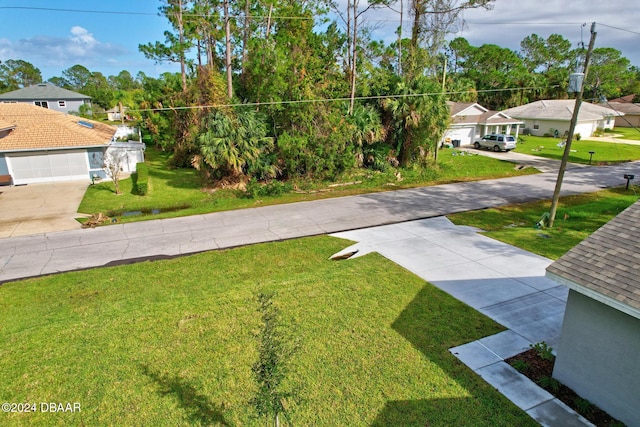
[0,83,90,101]
[502,99,621,121]
[546,200,640,318]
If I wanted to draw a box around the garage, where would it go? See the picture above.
[7,150,89,185]
[445,126,476,146]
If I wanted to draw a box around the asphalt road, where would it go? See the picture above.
[1,161,639,284]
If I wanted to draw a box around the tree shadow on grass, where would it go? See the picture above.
[371,398,481,427]
[370,285,520,426]
[140,364,233,426]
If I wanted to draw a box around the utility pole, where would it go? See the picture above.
[548,23,597,228]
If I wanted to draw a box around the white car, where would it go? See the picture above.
[474,134,517,152]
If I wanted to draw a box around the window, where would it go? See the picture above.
[58,100,66,108]
[34,101,49,109]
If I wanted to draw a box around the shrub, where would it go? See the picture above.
[574,397,593,416]
[537,375,561,393]
[244,178,292,198]
[132,162,149,195]
[510,359,530,373]
[530,341,554,361]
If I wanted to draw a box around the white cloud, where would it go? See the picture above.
[0,27,128,71]
[69,26,99,47]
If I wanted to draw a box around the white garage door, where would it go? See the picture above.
[7,150,89,185]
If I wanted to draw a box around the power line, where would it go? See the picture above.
[4,6,640,36]
[130,85,559,113]
[598,23,640,36]
[0,6,156,16]
[0,85,560,117]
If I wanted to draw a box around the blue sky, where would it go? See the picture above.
[1,0,639,81]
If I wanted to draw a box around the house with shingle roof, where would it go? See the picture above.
[608,101,640,128]
[443,102,523,147]
[0,83,92,114]
[502,99,619,138]
[0,103,143,185]
[546,201,640,427]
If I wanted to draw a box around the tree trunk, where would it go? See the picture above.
[266,4,273,38]
[224,0,233,98]
[348,1,358,115]
[177,0,187,93]
[398,0,403,75]
[241,0,250,80]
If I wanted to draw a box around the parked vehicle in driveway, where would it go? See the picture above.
[474,134,517,152]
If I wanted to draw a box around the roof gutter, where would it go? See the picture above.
[0,144,110,154]
[546,271,640,320]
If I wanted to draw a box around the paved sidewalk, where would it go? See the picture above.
[331,218,593,427]
[1,162,639,284]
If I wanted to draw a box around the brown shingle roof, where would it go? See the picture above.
[546,200,640,319]
[608,102,640,115]
[0,103,115,151]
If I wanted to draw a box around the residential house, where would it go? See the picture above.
[606,95,640,128]
[443,102,523,147]
[0,83,92,114]
[502,100,619,138]
[106,105,129,122]
[546,201,640,427]
[0,103,144,185]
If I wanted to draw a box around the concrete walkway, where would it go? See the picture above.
[331,218,593,426]
[1,162,639,284]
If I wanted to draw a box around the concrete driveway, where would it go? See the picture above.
[330,218,592,426]
[0,181,89,238]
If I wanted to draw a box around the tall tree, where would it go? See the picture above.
[586,47,637,100]
[139,0,192,93]
[332,0,392,114]
[61,64,92,90]
[408,0,494,76]
[0,59,42,91]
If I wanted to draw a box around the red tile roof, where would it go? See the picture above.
[0,103,115,151]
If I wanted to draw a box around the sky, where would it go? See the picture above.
[0,0,639,82]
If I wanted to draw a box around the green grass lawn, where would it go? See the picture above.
[0,236,535,426]
[513,135,640,165]
[607,127,640,140]
[78,148,535,223]
[449,188,639,259]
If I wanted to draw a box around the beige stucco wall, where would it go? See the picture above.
[615,114,640,128]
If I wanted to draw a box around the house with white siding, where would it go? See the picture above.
[502,100,619,139]
[443,102,523,147]
[0,103,143,185]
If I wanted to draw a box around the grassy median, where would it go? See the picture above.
[449,187,639,259]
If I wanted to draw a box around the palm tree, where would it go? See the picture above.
[382,77,449,166]
[199,109,274,180]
